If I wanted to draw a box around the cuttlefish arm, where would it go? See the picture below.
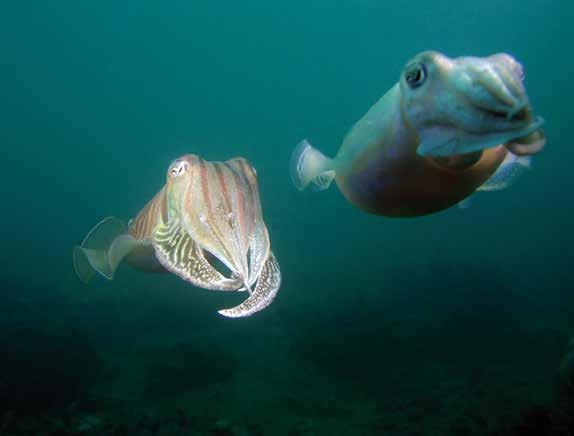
[214,159,279,317]
[178,157,271,291]
[218,252,281,318]
[152,217,242,291]
[178,157,253,289]
[415,119,544,158]
[226,158,270,290]
[505,129,546,156]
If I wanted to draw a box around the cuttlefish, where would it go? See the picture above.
[290,51,545,216]
[73,154,281,318]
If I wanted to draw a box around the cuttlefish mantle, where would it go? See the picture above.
[73,154,281,318]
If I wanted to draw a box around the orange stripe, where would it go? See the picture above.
[234,161,255,228]
[224,162,248,252]
[199,158,213,214]
[214,163,232,216]
[182,156,196,221]
[128,187,167,240]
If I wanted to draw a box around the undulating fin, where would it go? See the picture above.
[218,252,281,318]
[477,152,531,192]
[290,139,336,191]
[456,152,531,210]
[153,218,242,291]
[457,152,532,209]
[73,217,138,283]
[456,197,473,209]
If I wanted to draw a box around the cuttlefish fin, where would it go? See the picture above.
[290,139,336,191]
[456,152,531,209]
[456,197,473,209]
[218,252,281,318]
[477,152,531,192]
[153,219,241,291]
[73,216,138,283]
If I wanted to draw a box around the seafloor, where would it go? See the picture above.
[2,258,573,436]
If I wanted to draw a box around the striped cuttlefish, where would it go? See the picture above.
[290,51,545,216]
[73,154,280,318]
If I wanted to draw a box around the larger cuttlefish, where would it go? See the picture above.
[73,154,281,318]
[290,51,545,216]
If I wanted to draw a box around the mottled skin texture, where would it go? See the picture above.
[332,51,543,217]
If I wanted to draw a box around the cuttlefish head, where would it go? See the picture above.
[164,156,194,218]
[399,51,545,157]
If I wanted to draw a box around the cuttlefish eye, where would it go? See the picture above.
[169,160,188,178]
[404,63,427,89]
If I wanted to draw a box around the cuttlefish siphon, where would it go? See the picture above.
[290,51,545,216]
[73,154,281,318]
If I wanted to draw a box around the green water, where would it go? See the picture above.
[1,1,573,434]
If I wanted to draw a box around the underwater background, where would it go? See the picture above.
[1,0,574,434]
